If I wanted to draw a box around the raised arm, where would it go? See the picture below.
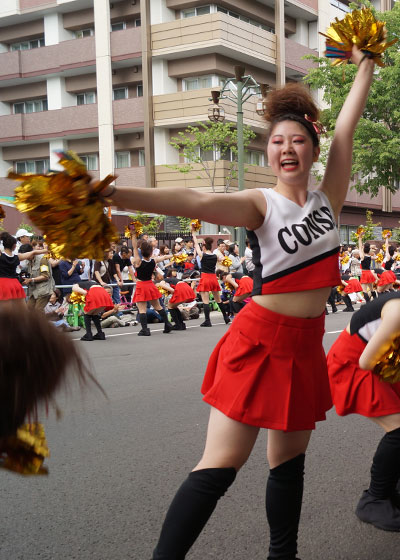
[358,234,364,260]
[103,186,266,232]
[130,231,142,268]
[321,47,374,218]
[192,228,203,259]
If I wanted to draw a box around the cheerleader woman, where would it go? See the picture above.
[98,46,374,560]
[159,268,196,330]
[358,235,377,301]
[191,228,231,327]
[327,293,400,531]
[217,269,253,315]
[72,280,114,341]
[130,230,173,336]
[377,234,397,293]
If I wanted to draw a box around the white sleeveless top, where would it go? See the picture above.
[247,188,341,295]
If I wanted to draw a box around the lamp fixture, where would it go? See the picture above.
[208,90,225,123]
[256,83,269,116]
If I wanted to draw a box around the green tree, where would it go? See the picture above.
[168,121,256,193]
[350,209,381,243]
[127,211,166,235]
[304,1,400,196]
[176,216,192,232]
[17,222,35,234]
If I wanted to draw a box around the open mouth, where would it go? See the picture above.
[281,159,299,170]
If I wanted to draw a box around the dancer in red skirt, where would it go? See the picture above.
[99,46,374,560]
[217,269,253,315]
[340,275,364,312]
[130,230,173,336]
[327,292,400,531]
[0,232,46,301]
[192,227,230,326]
[159,267,196,330]
[377,233,398,293]
[72,280,114,341]
[358,234,377,301]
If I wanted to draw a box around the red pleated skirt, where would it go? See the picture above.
[201,300,332,431]
[84,286,114,313]
[169,282,196,304]
[132,280,161,303]
[0,277,26,300]
[377,270,397,286]
[344,278,362,294]
[235,276,253,297]
[197,272,220,292]
[360,270,376,284]
[327,330,400,417]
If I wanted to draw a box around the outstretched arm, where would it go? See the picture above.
[359,300,400,370]
[358,234,364,260]
[103,186,266,232]
[130,232,142,268]
[321,47,374,218]
[192,228,203,259]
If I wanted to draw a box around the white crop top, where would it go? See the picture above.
[247,188,341,295]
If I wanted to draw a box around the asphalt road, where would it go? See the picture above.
[1,304,399,560]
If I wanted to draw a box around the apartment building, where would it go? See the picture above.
[0,0,397,241]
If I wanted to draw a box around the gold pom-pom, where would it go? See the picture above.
[373,338,400,384]
[190,219,201,232]
[221,256,233,268]
[321,7,397,67]
[382,229,392,239]
[158,286,170,297]
[375,253,384,264]
[171,253,187,265]
[337,285,345,294]
[340,255,350,264]
[224,282,233,292]
[125,221,143,237]
[70,292,86,305]
[356,226,365,238]
[8,151,119,261]
[0,423,49,475]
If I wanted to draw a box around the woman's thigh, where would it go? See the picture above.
[193,407,259,472]
[150,298,163,311]
[200,292,210,304]
[371,413,400,432]
[136,301,148,313]
[267,429,313,469]
[211,291,221,303]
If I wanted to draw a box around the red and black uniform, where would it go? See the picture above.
[232,272,253,298]
[360,255,376,284]
[132,259,161,303]
[78,281,114,313]
[0,252,26,300]
[377,258,396,287]
[168,277,196,305]
[197,253,220,292]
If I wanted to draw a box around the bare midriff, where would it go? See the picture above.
[252,286,332,319]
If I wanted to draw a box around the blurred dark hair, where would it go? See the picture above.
[0,232,17,251]
[141,241,153,259]
[204,237,213,251]
[228,244,237,255]
[120,246,130,255]
[364,243,370,254]
[18,243,33,254]
[389,246,395,257]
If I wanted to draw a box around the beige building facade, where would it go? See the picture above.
[0,0,397,240]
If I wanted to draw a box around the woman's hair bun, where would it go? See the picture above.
[264,82,319,124]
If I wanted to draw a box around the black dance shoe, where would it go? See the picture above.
[200,320,212,327]
[355,490,400,531]
[80,333,93,341]
[138,328,151,336]
[93,332,106,340]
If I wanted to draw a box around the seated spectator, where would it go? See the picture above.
[44,290,80,332]
[59,258,84,295]
[100,286,136,328]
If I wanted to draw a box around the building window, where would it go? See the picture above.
[137,83,143,97]
[216,6,274,32]
[113,87,128,100]
[77,92,96,105]
[183,75,226,91]
[111,22,126,31]
[138,149,145,166]
[79,154,98,171]
[10,37,45,51]
[15,159,49,174]
[115,151,131,168]
[134,19,141,27]
[245,150,265,166]
[182,5,211,17]
[330,0,351,12]
[13,99,48,114]
[74,28,94,39]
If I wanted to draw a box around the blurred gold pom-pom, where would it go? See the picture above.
[125,221,144,237]
[321,7,397,67]
[70,292,86,305]
[171,253,187,265]
[222,256,233,268]
[356,226,365,238]
[382,229,392,239]
[8,151,119,261]
[190,219,201,232]
[0,423,49,475]
[373,338,400,384]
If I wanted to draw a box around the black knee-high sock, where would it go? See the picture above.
[203,303,211,323]
[139,312,148,331]
[343,294,354,311]
[266,454,305,560]
[91,314,102,334]
[217,302,230,322]
[363,291,370,302]
[170,308,180,326]
[158,308,171,326]
[175,307,185,326]
[369,428,400,499]
[83,314,92,335]
[153,468,236,560]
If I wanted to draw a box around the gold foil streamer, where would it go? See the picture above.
[382,229,392,239]
[321,7,397,67]
[190,219,201,232]
[8,151,119,260]
[171,253,187,265]
[0,423,49,475]
[70,292,86,305]
[158,286,170,297]
[124,221,144,237]
[375,253,384,264]
[356,226,365,237]
[373,338,400,384]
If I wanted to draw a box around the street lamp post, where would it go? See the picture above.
[208,67,267,256]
